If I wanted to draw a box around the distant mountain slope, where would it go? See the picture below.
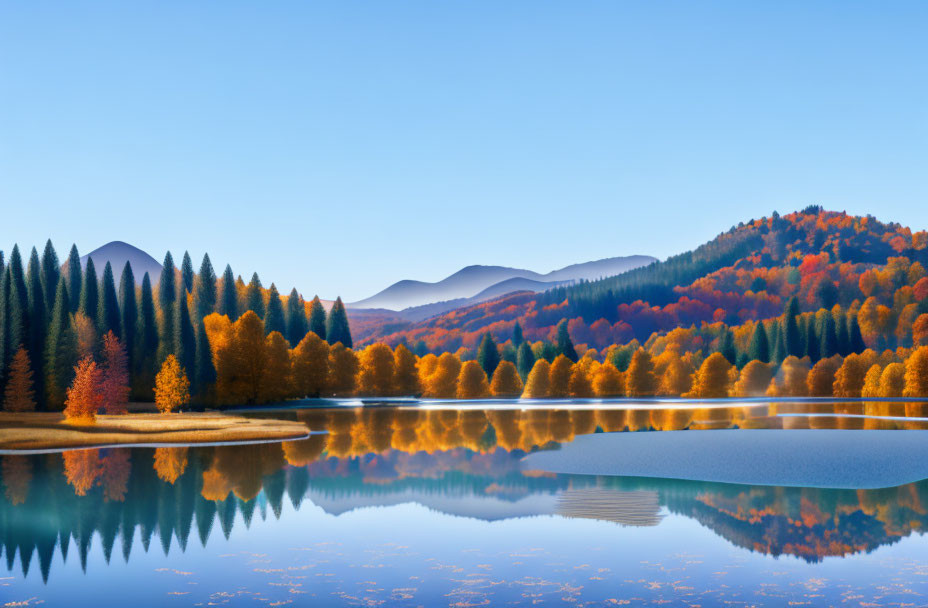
[80,241,163,284]
[350,255,656,311]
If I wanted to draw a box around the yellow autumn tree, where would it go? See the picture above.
[327,342,359,397]
[567,362,594,398]
[547,355,572,398]
[358,343,396,397]
[154,447,189,484]
[64,356,103,422]
[290,331,329,398]
[522,359,551,398]
[155,354,190,413]
[423,352,461,398]
[457,360,490,399]
[204,313,234,403]
[861,364,883,398]
[687,352,732,398]
[904,346,928,397]
[3,347,36,412]
[625,348,657,397]
[833,352,872,398]
[393,344,421,396]
[489,361,523,397]
[806,355,842,397]
[767,356,810,397]
[592,362,624,397]
[417,353,439,391]
[879,362,906,398]
[732,361,773,397]
[657,349,694,396]
[263,331,292,403]
[230,311,268,404]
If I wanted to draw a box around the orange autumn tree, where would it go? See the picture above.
[592,362,624,397]
[548,355,573,398]
[358,343,396,397]
[522,359,551,398]
[861,364,883,398]
[904,346,928,397]
[327,342,359,397]
[625,348,657,397]
[393,344,421,396]
[732,361,773,397]
[687,352,732,398]
[155,355,190,413]
[290,331,329,398]
[154,447,189,484]
[806,355,842,397]
[767,356,810,397]
[3,347,36,413]
[100,332,130,414]
[879,362,906,398]
[263,331,292,403]
[64,356,103,422]
[490,361,523,397]
[568,362,594,398]
[457,360,490,399]
[423,352,460,398]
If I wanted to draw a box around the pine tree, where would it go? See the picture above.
[805,315,820,362]
[783,296,802,358]
[716,327,736,364]
[476,333,500,379]
[837,312,851,356]
[848,314,866,353]
[3,347,36,412]
[40,240,60,313]
[158,253,177,364]
[98,262,121,339]
[118,262,138,370]
[79,257,99,324]
[0,265,8,379]
[264,284,285,336]
[45,280,77,410]
[193,321,215,404]
[308,296,326,341]
[174,281,196,388]
[285,288,308,347]
[25,248,46,405]
[325,297,352,347]
[194,254,217,321]
[818,311,839,359]
[516,341,535,381]
[512,321,524,347]
[748,321,769,363]
[244,273,265,317]
[180,252,194,294]
[66,244,82,313]
[217,264,238,320]
[555,319,578,362]
[771,320,786,365]
[136,273,159,397]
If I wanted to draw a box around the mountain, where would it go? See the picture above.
[356,207,928,351]
[350,255,656,312]
[79,241,163,284]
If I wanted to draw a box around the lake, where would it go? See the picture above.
[3,400,928,606]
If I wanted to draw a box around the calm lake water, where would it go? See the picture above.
[3,401,928,606]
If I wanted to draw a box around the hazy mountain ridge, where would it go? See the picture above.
[77,241,163,284]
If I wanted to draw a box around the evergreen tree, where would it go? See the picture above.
[217,265,238,321]
[6,247,29,373]
[516,341,535,381]
[157,253,176,363]
[285,289,308,346]
[555,319,578,362]
[136,273,159,394]
[512,321,524,347]
[40,240,60,313]
[79,257,99,324]
[98,262,121,339]
[66,244,82,314]
[818,311,839,359]
[118,262,138,370]
[837,313,852,356]
[308,296,326,340]
[174,281,196,387]
[748,321,769,363]
[782,296,802,358]
[0,266,9,379]
[45,281,77,410]
[770,320,786,365]
[194,254,217,321]
[193,321,215,403]
[805,315,820,362]
[244,273,265,317]
[264,284,285,336]
[848,314,866,354]
[180,252,194,294]
[717,327,737,365]
[476,333,501,379]
[25,248,46,403]
[325,297,352,347]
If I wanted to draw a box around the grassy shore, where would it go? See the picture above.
[0,411,310,451]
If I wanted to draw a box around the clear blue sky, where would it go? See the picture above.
[1,1,926,301]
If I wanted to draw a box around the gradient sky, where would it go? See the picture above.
[1,1,926,301]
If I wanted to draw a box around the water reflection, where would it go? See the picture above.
[3,403,928,584]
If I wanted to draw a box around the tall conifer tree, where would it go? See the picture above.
[119,262,138,370]
[193,322,215,403]
[805,315,820,361]
[264,284,285,336]
[325,297,352,347]
[770,320,786,365]
[848,314,866,354]
[174,283,196,388]
[136,273,159,395]
[748,321,769,363]
[217,265,238,321]
[66,244,82,314]
[194,254,217,321]
[516,341,535,381]
[40,240,60,313]
[180,252,194,294]
[818,312,839,359]
[25,248,46,403]
[158,253,177,363]
[79,257,99,324]
[476,333,501,378]
[555,319,578,362]
[45,280,77,410]
[512,321,524,347]
[782,297,802,358]
[837,313,852,356]
[98,262,121,339]
[285,289,308,346]
[308,296,326,340]
[717,328,737,364]
[244,273,265,318]
[0,264,8,380]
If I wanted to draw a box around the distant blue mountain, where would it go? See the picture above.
[78,241,163,285]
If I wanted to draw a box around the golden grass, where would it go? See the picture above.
[0,411,309,451]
